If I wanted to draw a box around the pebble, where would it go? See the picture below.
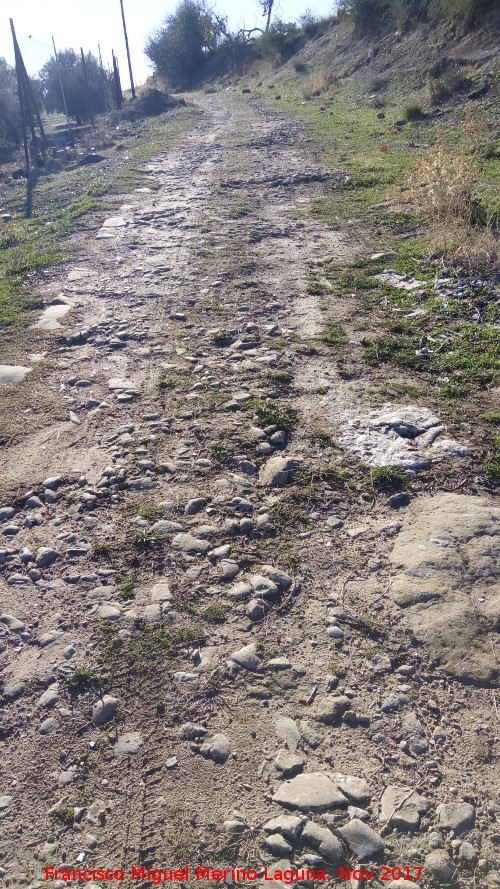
[36,683,59,709]
[92,695,119,726]
[35,547,58,568]
[171,533,211,554]
[200,733,231,764]
[230,643,262,671]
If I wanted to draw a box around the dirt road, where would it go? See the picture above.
[0,94,498,889]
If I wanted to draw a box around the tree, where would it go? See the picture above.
[38,50,110,125]
[0,57,21,149]
[259,0,275,30]
[145,0,227,90]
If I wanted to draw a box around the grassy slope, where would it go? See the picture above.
[224,16,500,481]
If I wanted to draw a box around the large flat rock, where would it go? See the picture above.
[334,403,469,470]
[272,772,347,812]
[390,494,499,685]
[0,366,31,386]
[32,304,72,330]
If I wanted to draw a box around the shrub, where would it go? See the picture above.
[405,104,423,121]
[256,20,303,60]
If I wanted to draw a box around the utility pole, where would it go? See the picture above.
[119,0,136,99]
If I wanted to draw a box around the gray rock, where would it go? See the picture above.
[184,498,207,515]
[39,630,61,647]
[26,496,44,509]
[231,643,262,671]
[172,533,211,554]
[338,818,384,860]
[436,802,475,835]
[458,841,477,863]
[301,821,343,862]
[366,653,392,673]
[0,366,31,386]
[96,604,122,620]
[0,507,16,521]
[0,613,25,632]
[151,520,183,534]
[263,815,303,842]
[39,717,57,734]
[178,722,208,740]
[150,581,172,603]
[268,656,292,670]
[265,834,293,856]
[35,547,58,568]
[224,820,247,835]
[314,695,351,724]
[173,672,198,682]
[166,757,178,770]
[273,715,301,750]
[259,456,302,487]
[92,695,119,726]
[380,785,428,830]
[381,693,411,713]
[389,494,500,684]
[247,598,268,621]
[424,850,456,884]
[333,774,371,805]
[0,796,13,810]
[201,733,231,764]
[43,476,63,490]
[3,680,25,699]
[273,773,348,812]
[227,581,252,600]
[221,559,240,579]
[274,750,304,777]
[36,683,59,709]
[115,732,143,754]
[347,806,370,821]
[249,574,279,600]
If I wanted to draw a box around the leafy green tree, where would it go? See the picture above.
[0,58,21,149]
[39,50,110,125]
[145,0,227,90]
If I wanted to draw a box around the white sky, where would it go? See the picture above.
[1,0,336,87]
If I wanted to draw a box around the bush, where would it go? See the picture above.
[145,0,227,90]
[39,50,111,124]
[256,20,303,60]
[405,104,424,121]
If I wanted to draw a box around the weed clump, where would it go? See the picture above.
[370,466,408,490]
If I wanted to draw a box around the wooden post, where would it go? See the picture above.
[119,0,136,99]
[10,19,30,174]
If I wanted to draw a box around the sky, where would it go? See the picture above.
[1,0,336,88]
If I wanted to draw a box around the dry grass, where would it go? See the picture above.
[405,114,500,272]
[301,69,338,100]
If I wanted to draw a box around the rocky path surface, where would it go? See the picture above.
[0,94,498,889]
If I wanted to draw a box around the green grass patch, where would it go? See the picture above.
[241,397,297,431]
[321,321,347,346]
[483,437,500,483]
